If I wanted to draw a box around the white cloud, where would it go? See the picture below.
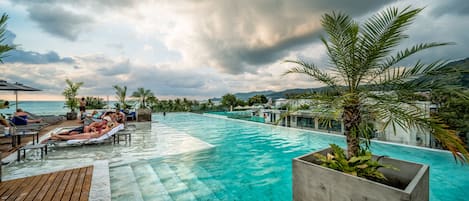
[3,0,469,100]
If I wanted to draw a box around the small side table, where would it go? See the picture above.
[113,132,131,144]
[17,144,48,161]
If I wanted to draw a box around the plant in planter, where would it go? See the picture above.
[62,79,83,120]
[285,6,469,201]
[113,85,132,110]
[131,87,154,122]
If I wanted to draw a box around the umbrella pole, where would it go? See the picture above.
[15,90,18,111]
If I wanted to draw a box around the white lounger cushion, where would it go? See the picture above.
[66,123,125,145]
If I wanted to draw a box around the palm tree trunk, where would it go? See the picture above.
[343,102,361,158]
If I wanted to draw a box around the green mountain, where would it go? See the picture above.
[443,57,469,87]
[214,58,469,101]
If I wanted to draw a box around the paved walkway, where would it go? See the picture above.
[0,166,93,201]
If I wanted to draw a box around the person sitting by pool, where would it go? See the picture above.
[12,108,43,125]
[0,100,9,126]
[114,109,126,124]
[50,121,116,141]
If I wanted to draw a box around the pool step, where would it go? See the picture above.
[153,163,198,200]
[190,165,237,200]
[110,165,144,201]
[169,164,220,201]
[131,162,173,201]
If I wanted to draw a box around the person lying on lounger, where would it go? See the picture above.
[50,121,116,141]
[13,108,43,124]
[54,125,85,136]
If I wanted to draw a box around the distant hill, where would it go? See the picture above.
[232,90,275,101]
[442,57,469,87]
[212,58,469,101]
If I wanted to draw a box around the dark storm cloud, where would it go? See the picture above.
[184,0,391,74]
[3,31,75,64]
[26,4,93,41]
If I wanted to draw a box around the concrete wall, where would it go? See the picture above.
[293,149,429,201]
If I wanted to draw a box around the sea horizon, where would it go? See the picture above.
[0,100,117,116]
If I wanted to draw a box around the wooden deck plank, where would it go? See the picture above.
[70,167,87,201]
[31,171,59,201]
[0,166,93,201]
[59,168,80,201]
[0,176,23,197]
[5,176,39,201]
[42,171,67,201]
[24,171,58,201]
[0,177,24,199]
[79,166,93,201]
[51,169,73,201]
[22,173,53,201]
[14,174,48,201]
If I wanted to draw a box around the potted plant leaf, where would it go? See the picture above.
[131,87,154,122]
[62,79,83,120]
[285,6,469,201]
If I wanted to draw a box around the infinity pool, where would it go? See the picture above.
[110,113,468,201]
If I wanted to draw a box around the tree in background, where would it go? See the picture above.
[0,13,15,63]
[146,95,158,110]
[248,95,268,106]
[285,6,469,162]
[221,93,237,109]
[432,90,469,146]
[113,85,131,110]
[132,87,154,109]
[85,96,106,109]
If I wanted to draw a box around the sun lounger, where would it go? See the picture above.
[8,119,48,132]
[25,112,64,125]
[49,123,125,146]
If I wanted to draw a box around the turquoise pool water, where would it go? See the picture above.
[110,113,469,201]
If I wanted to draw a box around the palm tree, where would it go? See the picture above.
[113,85,128,110]
[131,87,154,109]
[285,6,469,162]
[62,79,84,112]
[0,13,15,63]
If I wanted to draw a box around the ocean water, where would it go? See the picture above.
[0,101,116,116]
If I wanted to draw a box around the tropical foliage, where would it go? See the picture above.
[432,90,469,146]
[285,6,469,163]
[248,95,268,106]
[150,98,201,112]
[84,96,106,109]
[221,93,237,108]
[314,144,394,182]
[131,87,155,109]
[62,79,83,112]
[113,85,132,110]
[0,13,15,63]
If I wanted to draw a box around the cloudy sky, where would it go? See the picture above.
[0,0,468,101]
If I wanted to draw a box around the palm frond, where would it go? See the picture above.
[356,7,423,86]
[321,12,360,89]
[0,13,15,63]
[365,42,452,83]
[284,60,339,90]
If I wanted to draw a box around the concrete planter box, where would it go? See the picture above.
[66,112,77,120]
[292,148,429,201]
[136,108,152,122]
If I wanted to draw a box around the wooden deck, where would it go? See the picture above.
[0,166,93,201]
